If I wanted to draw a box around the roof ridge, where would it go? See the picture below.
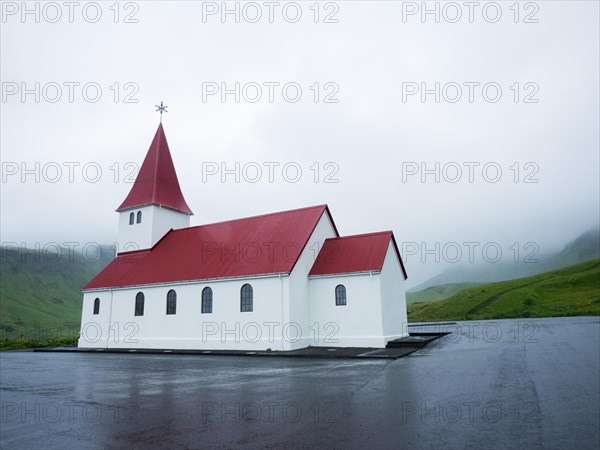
[169,204,329,232]
[151,123,162,203]
[325,230,393,240]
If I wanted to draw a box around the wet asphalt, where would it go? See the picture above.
[1,316,599,449]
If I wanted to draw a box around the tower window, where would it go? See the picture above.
[202,287,213,314]
[166,289,177,315]
[335,285,347,306]
[93,298,100,315]
[137,211,142,224]
[129,212,134,225]
[240,284,253,312]
[135,292,145,316]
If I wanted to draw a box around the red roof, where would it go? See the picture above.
[116,123,193,214]
[308,231,408,279]
[84,205,339,290]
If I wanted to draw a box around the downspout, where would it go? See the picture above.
[280,273,284,351]
[106,288,113,349]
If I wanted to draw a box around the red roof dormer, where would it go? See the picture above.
[116,123,193,215]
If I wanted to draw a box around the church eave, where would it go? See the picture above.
[115,202,194,215]
[307,270,382,279]
[82,271,291,292]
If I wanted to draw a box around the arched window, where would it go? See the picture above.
[335,285,347,306]
[93,298,100,315]
[136,211,142,224]
[129,212,134,225]
[166,289,177,315]
[135,292,145,316]
[202,287,213,314]
[240,284,253,312]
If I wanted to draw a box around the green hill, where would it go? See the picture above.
[410,228,599,292]
[0,245,113,340]
[408,259,600,322]
[537,228,599,272]
[407,282,484,304]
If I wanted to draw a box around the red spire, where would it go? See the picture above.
[116,123,193,215]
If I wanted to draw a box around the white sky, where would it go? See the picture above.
[1,1,599,287]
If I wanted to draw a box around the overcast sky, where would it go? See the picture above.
[1,1,598,287]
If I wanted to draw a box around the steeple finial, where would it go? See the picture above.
[155,101,168,122]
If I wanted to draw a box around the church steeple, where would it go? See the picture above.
[117,123,193,215]
[115,123,192,253]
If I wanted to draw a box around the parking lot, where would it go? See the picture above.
[1,317,598,449]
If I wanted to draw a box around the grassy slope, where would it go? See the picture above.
[410,228,599,292]
[0,246,113,339]
[408,259,600,322]
[540,228,599,272]
[407,282,484,304]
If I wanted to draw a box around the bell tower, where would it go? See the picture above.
[115,122,193,253]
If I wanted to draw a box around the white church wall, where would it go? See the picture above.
[151,206,190,245]
[78,275,294,351]
[286,212,338,349]
[116,205,189,253]
[78,292,112,347]
[308,273,386,348]
[379,241,409,341]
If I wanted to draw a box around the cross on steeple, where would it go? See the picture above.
[155,101,168,122]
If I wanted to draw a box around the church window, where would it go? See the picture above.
[137,211,142,224]
[335,285,347,306]
[129,212,134,225]
[202,287,213,313]
[135,292,145,316]
[93,298,100,315]
[240,284,253,312]
[166,289,177,315]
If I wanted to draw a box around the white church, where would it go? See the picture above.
[78,122,409,351]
